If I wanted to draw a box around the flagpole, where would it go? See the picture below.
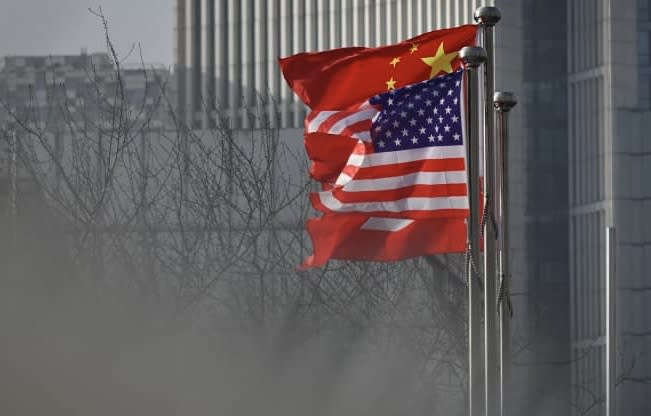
[460,45,487,416]
[494,91,517,416]
[474,7,501,416]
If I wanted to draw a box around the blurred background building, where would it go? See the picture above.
[0,52,172,130]
[0,50,173,200]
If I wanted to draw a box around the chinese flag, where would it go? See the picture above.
[280,24,477,110]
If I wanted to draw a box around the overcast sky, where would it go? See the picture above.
[0,0,173,66]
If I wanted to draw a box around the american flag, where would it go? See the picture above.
[307,69,468,220]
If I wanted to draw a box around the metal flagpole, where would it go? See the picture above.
[460,46,486,416]
[474,6,501,416]
[494,91,517,416]
[606,226,617,416]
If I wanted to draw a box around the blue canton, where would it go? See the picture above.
[369,69,463,152]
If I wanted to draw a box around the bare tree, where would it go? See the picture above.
[0,11,480,416]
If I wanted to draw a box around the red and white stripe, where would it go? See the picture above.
[305,106,468,220]
[306,101,378,141]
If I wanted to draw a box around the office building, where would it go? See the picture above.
[0,52,173,130]
[174,0,504,129]
[568,0,651,415]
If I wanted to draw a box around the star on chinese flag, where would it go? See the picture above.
[279,24,477,110]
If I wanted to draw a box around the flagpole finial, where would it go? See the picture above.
[459,46,487,68]
[474,6,502,26]
[493,91,518,112]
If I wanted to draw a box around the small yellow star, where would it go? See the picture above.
[409,43,419,54]
[390,57,401,67]
[385,77,397,90]
[421,42,458,79]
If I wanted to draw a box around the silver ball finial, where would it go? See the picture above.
[493,91,517,112]
[459,46,487,68]
[474,6,502,26]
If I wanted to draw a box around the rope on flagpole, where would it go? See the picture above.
[493,90,518,322]
[466,192,513,317]
[497,273,514,318]
[465,242,483,291]
[483,191,510,317]
[465,191,497,291]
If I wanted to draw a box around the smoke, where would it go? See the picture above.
[0,247,459,416]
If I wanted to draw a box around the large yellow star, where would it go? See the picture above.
[421,42,458,79]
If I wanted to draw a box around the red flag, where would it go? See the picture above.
[304,132,360,184]
[300,214,467,269]
[281,25,477,268]
[280,25,477,110]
